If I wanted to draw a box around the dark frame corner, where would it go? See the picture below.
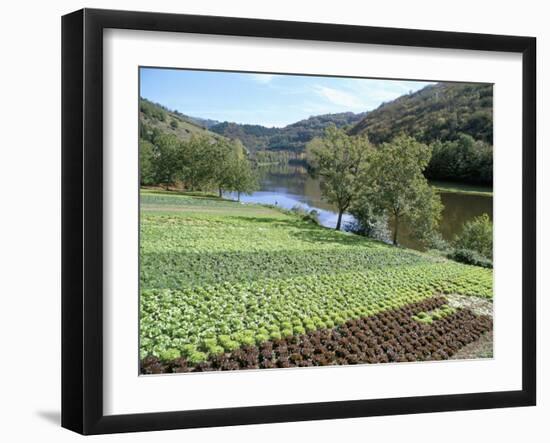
[62,8,536,435]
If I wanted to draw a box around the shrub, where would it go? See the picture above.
[348,203,391,243]
[170,119,179,129]
[304,209,320,225]
[425,232,450,253]
[449,248,493,268]
[290,204,320,225]
[453,214,493,259]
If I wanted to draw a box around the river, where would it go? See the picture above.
[224,163,493,251]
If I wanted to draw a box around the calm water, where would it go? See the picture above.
[225,164,493,251]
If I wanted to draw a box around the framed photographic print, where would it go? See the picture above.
[61,8,536,435]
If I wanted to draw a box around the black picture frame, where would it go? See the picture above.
[62,8,536,435]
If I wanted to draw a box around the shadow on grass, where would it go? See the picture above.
[174,212,380,248]
[229,215,378,247]
[290,226,379,247]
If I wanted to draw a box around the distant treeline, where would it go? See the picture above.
[425,134,492,185]
[254,150,306,165]
[209,112,367,153]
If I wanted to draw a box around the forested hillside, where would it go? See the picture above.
[208,122,278,152]
[210,112,367,153]
[349,83,493,145]
[141,81,493,186]
[350,83,493,185]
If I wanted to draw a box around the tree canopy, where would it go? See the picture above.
[139,126,258,199]
[355,135,443,245]
[425,134,493,185]
[306,125,372,230]
[225,152,259,202]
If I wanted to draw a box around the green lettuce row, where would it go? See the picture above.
[140,263,492,361]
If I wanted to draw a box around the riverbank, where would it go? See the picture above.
[139,189,493,370]
[142,182,493,252]
[430,180,493,196]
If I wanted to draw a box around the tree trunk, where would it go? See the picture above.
[336,210,343,231]
[237,191,241,202]
[218,187,223,198]
[393,215,399,245]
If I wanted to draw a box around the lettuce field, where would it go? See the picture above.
[139,190,493,373]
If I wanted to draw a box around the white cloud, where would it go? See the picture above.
[350,79,434,103]
[249,73,276,84]
[313,85,366,109]
[311,79,434,113]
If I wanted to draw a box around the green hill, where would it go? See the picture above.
[139,98,224,142]
[210,111,367,153]
[208,122,277,152]
[349,83,493,186]
[349,82,493,145]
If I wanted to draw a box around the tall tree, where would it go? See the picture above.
[139,139,156,186]
[359,135,442,245]
[213,139,247,197]
[149,133,181,188]
[227,154,258,202]
[179,135,220,191]
[306,125,372,230]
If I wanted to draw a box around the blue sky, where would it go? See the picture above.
[140,68,433,127]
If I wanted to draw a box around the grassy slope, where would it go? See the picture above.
[140,100,224,142]
[140,190,492,361]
